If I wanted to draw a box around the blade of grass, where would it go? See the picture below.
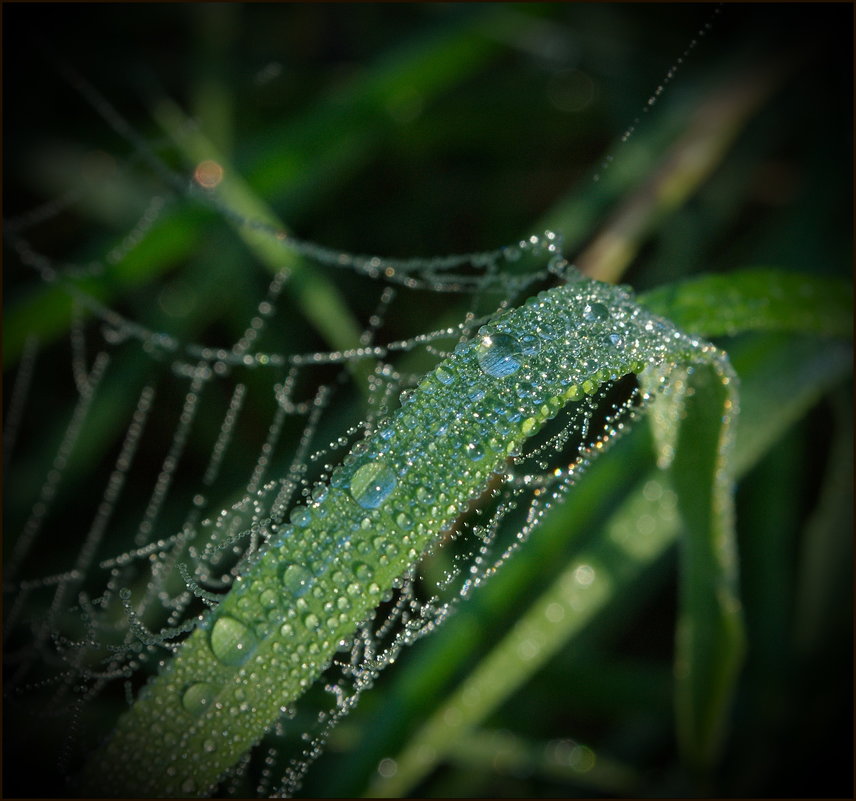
[190,4,237,157]
[365,270,851,796]
[641,269,853,340]
[150,97,373,392]
[447,727,640,796]
[574,56,791,283]
[792,388,853,657]
[367,330,850,797]
[671,358,743,775]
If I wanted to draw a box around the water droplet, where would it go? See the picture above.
[349,461,397,509]
[416,486,433,504]
[435,365,454,385]
[282,563,313,597]
[353,562,372,581]
[289,506,312,527]
[182,682,219,716]
[260,588,278,608]
[203,738,217,753]
[304,613,320,630]
[583,302,610,322]
[210,616,258,667]
[476,333,522,378]
[329,467,346,488]
[520,335,541,356]
[310,485,328,503]
[466,443,485,462]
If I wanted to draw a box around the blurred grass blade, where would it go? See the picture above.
[190,3,238,156]
[793,388,853,657]
[640,268,853,340]
[573,56,790,283]
[151,97,372,391]
[367,473,683,797]
[447,728,640,796]
[671,359,743,773]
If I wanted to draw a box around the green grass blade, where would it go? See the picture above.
[367,472,683,797]
[366,329,850,797]
[150,98,372,390]
[671,359,743,774]
[639,268,853,339]
[792,388,853,657]
[361,269,851,796]
[447,728,640,795]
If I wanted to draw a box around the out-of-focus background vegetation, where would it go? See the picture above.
[4,4,852,798]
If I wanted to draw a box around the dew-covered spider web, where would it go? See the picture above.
[4,186,659,797]
[2,5,731,797]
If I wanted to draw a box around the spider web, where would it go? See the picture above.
[2,6,721,797]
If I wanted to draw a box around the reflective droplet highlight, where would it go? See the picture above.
[476,333,522,378]
[182,682,219,716]
[282,564,313,597]
[289,506,312,527]
[466,443,485,461]
[435,365,454,385]
[210,615,258,667]
[349,461,397,509]
[583,302,609,322]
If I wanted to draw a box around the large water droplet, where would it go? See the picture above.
[259,588,279,608]
[395,511,413,530]
[435,365,454,385]
[289,506,312,527]
[182,682,219,716]
[476,333,522,378]
[282,563,313,597]
[583,302,610,322]
[466,443,485,461]
[349,461,397,509]
[210,616,258,667]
